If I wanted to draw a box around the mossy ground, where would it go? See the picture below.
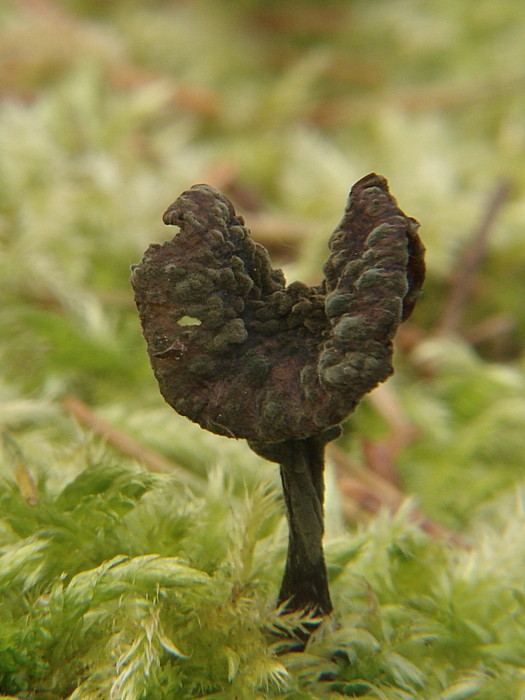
[2,1,525,697]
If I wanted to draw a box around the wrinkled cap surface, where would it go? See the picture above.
[131,173,425,442]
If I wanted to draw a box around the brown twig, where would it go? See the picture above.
[329,444,468,548]
[2,430,39,506]
[438,180,511,335]
[312,74,525,127]
[463,312,516,352]
[367,382,412,434]
[361,438,403,488]
[362,383,420,487]
[15,458,38,506]
[62,395,204,490]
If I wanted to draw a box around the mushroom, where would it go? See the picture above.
[131,173,425,624]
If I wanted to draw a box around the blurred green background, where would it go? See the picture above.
[2,0,525,528]
[4,1,525,698]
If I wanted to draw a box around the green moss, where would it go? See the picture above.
[3,0,525,695]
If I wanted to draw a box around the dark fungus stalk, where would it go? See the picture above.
[131,173,425,625]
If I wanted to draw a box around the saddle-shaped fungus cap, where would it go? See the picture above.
[131,174,425,443]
